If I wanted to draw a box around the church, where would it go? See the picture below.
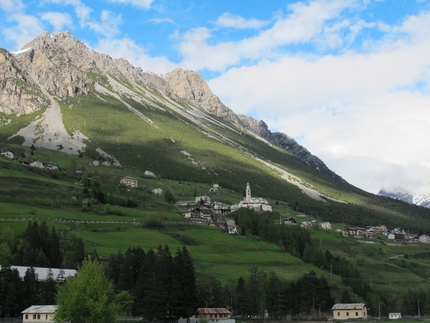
[231,183,272,212]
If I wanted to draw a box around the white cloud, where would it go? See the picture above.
[3,13,44,49]
[93,37,176,74]
[0,0,24,12]
[44,0,122,37]
[41,11,73,31]
[216,13,268,29]
[148,17,175,24]
[207,7,430,194]
[177,0,358,71]
[107,0,154,9]
[85,10,121,37]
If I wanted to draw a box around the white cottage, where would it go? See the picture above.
[22,305,57,323]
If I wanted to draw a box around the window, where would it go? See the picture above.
[195,315,199,318]
[33,315,36,319]
[347,312,349,316]
[46,315,48,319]
[37,315,40,320]
[25,315,28,319]
[337,312,340,316]
[356,312,358,316]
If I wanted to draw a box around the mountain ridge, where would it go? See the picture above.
[1,31,337,180]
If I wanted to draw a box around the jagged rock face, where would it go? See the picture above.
[235,113,340,178]
[164,68,239,121]
[0,31,338,177]
[0,49,49,114]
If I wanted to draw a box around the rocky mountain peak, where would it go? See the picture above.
[0,31,340,178]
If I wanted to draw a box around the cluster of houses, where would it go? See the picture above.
[336,225,430,244]
[1,150,60,170]
[178,183,271,234]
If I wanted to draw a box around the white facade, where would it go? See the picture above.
[389,313,401,320]
[419,235,430,243]
[1,151,14,159]
[231,183,272,212]
[22,305,56,323]
[144,170,157,178]
[320,222,331,230]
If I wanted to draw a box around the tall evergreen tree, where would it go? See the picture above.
[48,227,63,268]
[23,267,40,309]
[172,246,198,320]
[40,269,57,304]
[0,266,24,317]
[134,249,156,317]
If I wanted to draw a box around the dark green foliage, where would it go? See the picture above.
[0,266,25,317]
[196,275,223,308]
[163,189,176,204]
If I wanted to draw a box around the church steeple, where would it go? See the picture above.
[246,183,251,202]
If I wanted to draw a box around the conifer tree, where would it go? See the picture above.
[172,247,198,319]
[23,267,40,309]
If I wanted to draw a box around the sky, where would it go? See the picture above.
[1,0,430,195]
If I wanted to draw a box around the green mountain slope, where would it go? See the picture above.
[1,31,430,315]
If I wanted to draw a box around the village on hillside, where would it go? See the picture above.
[2,150,429,245]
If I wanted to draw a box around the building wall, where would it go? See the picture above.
[23,313,55,323]
[333,308,367,320]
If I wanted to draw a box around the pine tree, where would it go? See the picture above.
[235,276,248,317]
[48,227,63,268]
[23,267,40,309]
[0,266,25,317]
[40,268,57,304]
[172,246,198,320]
[134,249,156,317]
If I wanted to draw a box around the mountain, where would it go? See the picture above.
[0,31,336,177]
[378,188,430,208]
[2,31,430,233]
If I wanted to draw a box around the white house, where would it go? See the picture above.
[389,313,402,320]
[1,151,14,159]
[144,170,157,178]
[30,160,44,168]
[152,188,163,195]
[320,222,331,230]
[419,235,430,243]
[332,303,368,320]
[22,305,57,323]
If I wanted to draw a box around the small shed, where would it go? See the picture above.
[22,305,57,323]
[389,313,401,320]
[332,303,368,320]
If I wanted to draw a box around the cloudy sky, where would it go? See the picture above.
[1,0,430,195]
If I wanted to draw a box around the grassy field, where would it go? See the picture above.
[1,133,430,301]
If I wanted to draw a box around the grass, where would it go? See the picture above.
[3,70,430,305]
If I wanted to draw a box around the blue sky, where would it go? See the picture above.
[2,0,430,195]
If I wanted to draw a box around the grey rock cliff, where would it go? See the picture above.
[0,31,338,176]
